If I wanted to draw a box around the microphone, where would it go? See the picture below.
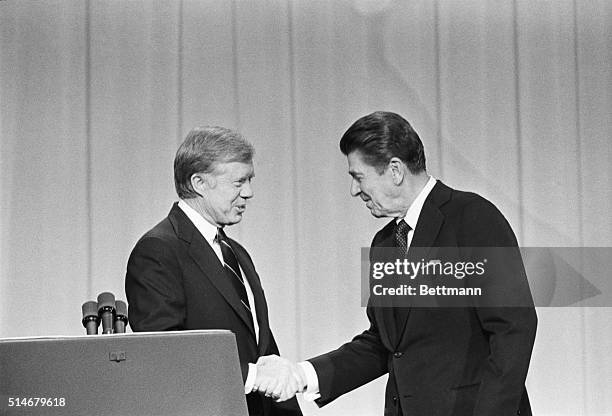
[114,300,128,333]
[97,292,116,334]
[82,301,99,335]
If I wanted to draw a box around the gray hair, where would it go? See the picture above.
[174,126,254,199]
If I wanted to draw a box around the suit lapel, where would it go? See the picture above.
[394,181,450,347]
[408,181,450,256]
[168,204,257,340]
[407,200,444,262]
[231,240,271,353]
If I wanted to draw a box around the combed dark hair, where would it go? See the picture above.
[174,126,254,199]
[339,111,426,174]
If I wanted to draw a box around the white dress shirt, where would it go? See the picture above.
[397,175,437,246]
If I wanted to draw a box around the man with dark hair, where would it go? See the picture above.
[126,126,303,416]
[339,111,426,175]
[255,112,537,415]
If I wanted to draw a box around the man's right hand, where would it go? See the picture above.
[252,355,306,402]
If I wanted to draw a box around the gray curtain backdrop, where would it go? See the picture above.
[1,1,610,414]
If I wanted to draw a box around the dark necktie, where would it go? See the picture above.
[395,219,411,253]
[217,228,254,326]
[393,219,411,331]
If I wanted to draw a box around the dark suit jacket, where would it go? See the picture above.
[309,181,537,416]
[125,202,301,416]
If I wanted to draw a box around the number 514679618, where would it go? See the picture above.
[7,397,66,407]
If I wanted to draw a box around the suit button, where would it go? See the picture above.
[517,411,521,415]
[392,396,398,402]
[393,352,403,358]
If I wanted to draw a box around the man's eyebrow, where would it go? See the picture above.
[237,173,254,181]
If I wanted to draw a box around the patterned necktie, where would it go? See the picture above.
[395,219,411,253]
[393,219,412,330]
[217,228,254,325]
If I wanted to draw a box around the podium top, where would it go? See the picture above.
[0,329,233,342]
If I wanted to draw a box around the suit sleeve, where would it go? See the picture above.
[306,230,392,407]
[125,236,187,331]
[307,302,389,407]
[460,199,538,415]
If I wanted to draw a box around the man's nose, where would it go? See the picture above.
[350,178,361,197]
[241,181,254,199]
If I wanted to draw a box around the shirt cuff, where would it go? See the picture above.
[298,361,321,401]
[244,362,257,394]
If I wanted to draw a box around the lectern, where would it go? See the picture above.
[0,330,248,416]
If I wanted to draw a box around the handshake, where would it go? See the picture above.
[250,355,308,402]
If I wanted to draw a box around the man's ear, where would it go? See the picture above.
[190,172,214,195]
[388,157,405,185]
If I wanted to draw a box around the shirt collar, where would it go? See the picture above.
[398,175,437,229]
[177,199,219,245]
